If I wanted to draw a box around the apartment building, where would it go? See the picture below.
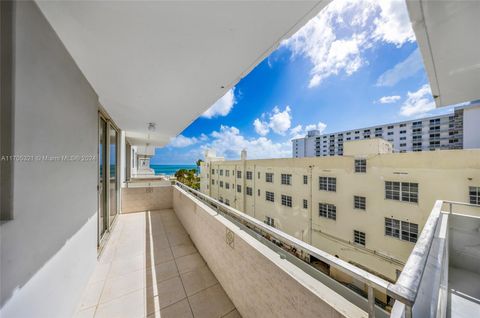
[292,104,480,158]
[200,139,480,284]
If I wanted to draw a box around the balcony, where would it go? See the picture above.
[73,183,480,318]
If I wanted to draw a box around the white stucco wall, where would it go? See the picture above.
[0,2,98,317]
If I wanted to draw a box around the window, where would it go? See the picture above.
[219,196,223,203]
[400,130,406,134]
[258,189,260,196]
[303,175,308,185]
[470,186,480,205]
[246,187,253,196]
[354,230,366,246]
[354,196,366,210]
[258,172,260,179]
[400,123,406,127]
[387,132,394,136]
[212,179,215,185]
[354,159,366,173]
[319,203,336,220]
[319,177,336,192]
[237,170,242,178]
[400,136,406,141]
[385,181,418,203]
[266,173,274,183]
[281,174,292,185]
[400,143,407,147]
[266,191,274,202]
[385,218,418,242]
[387,125,394,129]
[225,170,230,177]
[225,182,229,189]
[303,199,308,209]
[220,169,224,176]
[219,181,223,188]
[281,195,292,207]
[211,169,215,175]
[246,171,252,180]
[265,216,275,227]
[237,185,241,193]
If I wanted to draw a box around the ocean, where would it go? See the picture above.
[150,164,198,176]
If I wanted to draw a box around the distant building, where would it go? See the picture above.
[292,104,480,158]
[200,141,480,286]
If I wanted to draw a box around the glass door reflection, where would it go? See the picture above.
[109,125,118,225]
[98,117,108,242]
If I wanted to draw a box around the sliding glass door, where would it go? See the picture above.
[98,113,120,247]
[98,117,108,242]
[109,125,119,225]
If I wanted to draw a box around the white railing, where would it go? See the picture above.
[174,181,479,317]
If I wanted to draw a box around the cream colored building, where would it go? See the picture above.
[200,139,480,283]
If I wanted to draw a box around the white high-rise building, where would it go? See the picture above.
[292,104,480,158]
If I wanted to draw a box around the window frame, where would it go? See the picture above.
[281,195,292,207]
[281,173,292,185]
[319,177,336,192]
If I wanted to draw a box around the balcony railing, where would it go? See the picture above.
[175,181,480,318]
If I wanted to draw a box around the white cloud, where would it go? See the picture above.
[290,122,327,139]
[376,49,423,86]
[168,134,199,148]
[252,106,292,136]
[202,88,236,118]
[269,106,292,135]
[253,118,269,136]
[372,1,415,46]
[399,84,435,116]
[378,95,401,104]
[282,0,415,87]
[204,125,291,160]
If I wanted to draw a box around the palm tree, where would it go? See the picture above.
[175,168,200,190]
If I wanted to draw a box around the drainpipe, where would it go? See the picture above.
[309,165,313,245]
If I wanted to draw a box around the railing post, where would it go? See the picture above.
[405,304,413,318]
[367,285,375,318]
[449,202,452,214]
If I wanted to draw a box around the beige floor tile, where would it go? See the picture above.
[88,263,111,284]
[148,235,171,251]
[78,280,105,310]
[108,253,145,277]
[188,284,235,318]
[181,265,218,296]
[147,299,193,318]
[171,243,197,259]
[146,246,174,266]
[74,306,96,318]
[145,276,186,314]
[100,269,145,304]
[145,260,179,286]
[175,252,206,274]
[222,309,242,318]
[167,232,192,247]
[95,289,145,318]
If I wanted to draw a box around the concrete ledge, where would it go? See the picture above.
[172,186,366,318]
[121,186,172,213]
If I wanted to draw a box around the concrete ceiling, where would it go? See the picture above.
[407,0,480,108]
[36,1,329,146]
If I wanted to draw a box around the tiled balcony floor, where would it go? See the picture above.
[75,209,240,318]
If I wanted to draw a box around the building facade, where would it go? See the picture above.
[200,140,480,283]
[292,104,480,158]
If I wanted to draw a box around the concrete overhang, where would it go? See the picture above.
[406,0,480,108]
[35,0,330,146]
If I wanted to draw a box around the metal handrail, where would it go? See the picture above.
[389,200,480,317]
[173,181,479,317]
[174,181,390,317]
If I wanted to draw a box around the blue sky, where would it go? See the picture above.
[151,0,454,165]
